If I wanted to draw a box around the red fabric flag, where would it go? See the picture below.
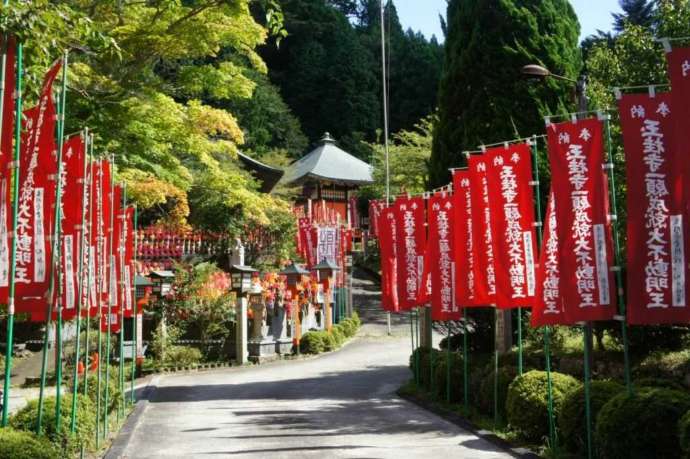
[532,192,567,326]
[619,92,690,324]
[666,47,690,211]
[394,196,426,310]
[122,207,135,318]
[15,60,61,316]
[468,155,497,305]
[428,192,460,321]
[59,135,86,320]
[547,118,617,322]
[452,171,478,306]
[0,37,15,304]
[378,206,399,312]
[109,185,122,313]
[486,144,538,309]
[101,308,120,334]
[369,199,385,238]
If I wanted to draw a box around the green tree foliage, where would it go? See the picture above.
[262,0,442,158]
[613,0,657,31]
[429,0,581,187]
[361,115,434,199]
[1,1,297,256]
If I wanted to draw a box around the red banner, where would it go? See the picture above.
[666,48,690,201]
[452,170,477,306]
[60,135,86,320]
[109,185,123,313]
[486,144,538,309]
[122,207,135,318]
[378,206,399,312]
[532,193,566,326]
[395,196,426,310]
[547,118,616,322]
[368,199,385,238]
[428,192,460,320]
[619,92,690,324]
[468,155,497,305]
[15,61,61,316]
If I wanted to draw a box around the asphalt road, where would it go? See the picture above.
[113,270,512,459]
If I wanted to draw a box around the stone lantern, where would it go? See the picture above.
[247,279,277,362]
[278,263,309,354]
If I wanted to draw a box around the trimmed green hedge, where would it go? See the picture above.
[506,370,581,441]
[10,394,96,456]
[595,387,690,459]
[432,351,465,403]
[679,410,690,458]
[478,365,517,419]
[559,380,624,454]
[0,427,59,459]
[299,316,361,355]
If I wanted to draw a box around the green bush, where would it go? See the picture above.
[595,387,690,459]
[322,332,338,351]
[409,347,444,389]
[635,350,690,385]
[679,410,690,457]
[0,427,59,459]
[165,346,202,366]
[635,377,685,391]
[300,331,327,354]
[10,394,96,456]
[337,319,357,337]
[75,367,123,414]
[559,380,625,454]
[350,311,361,328]
[432,351,465,403]
[477,365,517,419]
[506,370,581,442]
[331,326,346,346]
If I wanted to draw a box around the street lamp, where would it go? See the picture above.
[520,64,588,112]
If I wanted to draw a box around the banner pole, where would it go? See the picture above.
[462,308,469,413]
[70,129,90,433]
[1,37,21,428]
[414,308,420,386]
[583,324,593,459]
[601,112,631,392]
[104,154,115,436]
[445,323,451,403]
[95,157,103,446]
[409,310,414,378]
[37,50,69,434]
[517,307,523,375]
[130,205,138,405]
[493,309,499,428]
[429,320,434,393]
[530,135,556,449]
[118,183,127,421]
[83,134,94,399]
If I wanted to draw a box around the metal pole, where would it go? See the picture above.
[95,157,104,446]
[118,184,126,421]
[1,36,20,428]
[414,308,420,385]
[130,205,138,405]
[583,325,593,459]
[104,154,115,435]
[83,134,94,399]
[493,309,499,427]
[70,129,90,433]
[517,307,523,375]
[37,51,69,434]
[379,0,392,337]
[601,112,631,392]
[445,324,451,403]
[462,308,469,413]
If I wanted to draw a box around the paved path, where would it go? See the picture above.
[113,270,512,458]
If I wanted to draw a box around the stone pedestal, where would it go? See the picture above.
[235,297,248,364]
[248,299,277,363]
[272,306,293,354]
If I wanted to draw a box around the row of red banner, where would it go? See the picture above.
[0,47,135,332]
[374,46,690,327]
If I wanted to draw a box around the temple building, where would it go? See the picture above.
[283,132,374,225]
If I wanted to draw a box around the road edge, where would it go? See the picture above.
[397,391,540,459]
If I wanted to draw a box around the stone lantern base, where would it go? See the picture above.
[275,338,293,355]
[248,337,277,364]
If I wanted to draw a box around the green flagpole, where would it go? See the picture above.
[2,37,22,428]
[517,308,523,375]
[118,183,127,421]
[414,308,420,386]
[462,308,469,413]
[104,153,115,436]
[37,50,69,434]
[83,134,94,399]
[601,110,631,392]
[493,309,499,428]
[70,129,90,433]
[530,135,556,449]
[445,324,451,403]
[130,205,138,405]
[95,155,104,446]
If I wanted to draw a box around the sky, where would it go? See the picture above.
[395,0,624,42]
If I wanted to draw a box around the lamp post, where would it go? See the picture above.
[230,264,258,364]
[314,259,340,332]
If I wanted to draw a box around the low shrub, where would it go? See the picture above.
[338,319,357,337]
[595,387,690,459]
[165,345,202,366]
[559,380,625,454]
[0,427,59,459]
[76,367,123,414]
[679,410,690,457]
[331,326,346,346]
[635,377,685,391]
[506,370,581,442]
[432,351,465,403]
[635,349,690,384]
[409,347,444,389]
[322,332,338,351]
[300,331,327,354]
[350,311,362,329]
[10,394,96,456]
[477,365,518,419]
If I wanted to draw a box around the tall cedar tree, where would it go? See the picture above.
[613,0,657,31]
[429,0,581,187]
